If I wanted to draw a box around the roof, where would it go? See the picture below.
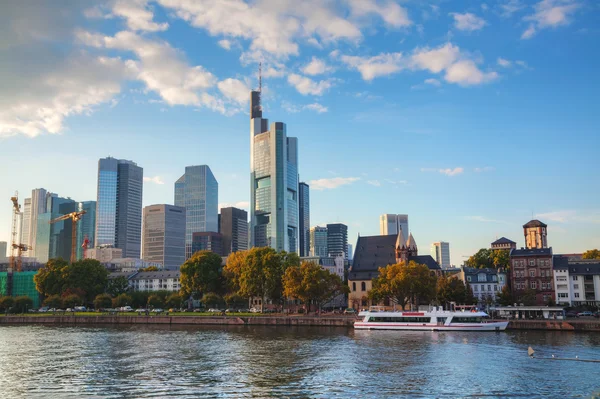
[409,255,441,271]
[553,256,600,274]
[510,247,553,257]
[108,271,137,280]
[491,237,516,245]
[461,267,502,283]
[523,219,547,228]
[131,271,180,280]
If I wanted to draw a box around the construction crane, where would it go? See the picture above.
[81,235,90,259]
[49,211,86,263]
[9,192,21,271]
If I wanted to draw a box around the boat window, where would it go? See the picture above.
[368,317,432,323]
[451,317,483,323]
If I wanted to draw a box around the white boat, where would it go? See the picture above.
[354,307,509,332]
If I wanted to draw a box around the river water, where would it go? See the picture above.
[0,325,599,398]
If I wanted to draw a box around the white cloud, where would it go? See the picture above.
[302,57,332,75]
[534,210,600,224]
[219,201,250,210]
[309,177,360,190]
[474,166,495,172]
[367,180,381,186]
[304,103,328,113]
[282,101,328,114]
[424,78,441,86]
[217,78,250,105]
[497,57,512,67]
[287,74,332,95]
[444,60,498,86]
[263,66,286,78]
[499,0,525,17]
[522,0,580,39]
[112,0,168,32]
[144,176,165,185]
[218,39,232,50]
[347,0,412,27]
[450,12,487,31]
[339,52,404,81]
[422,167,464,176]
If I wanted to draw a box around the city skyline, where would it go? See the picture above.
[1,1,599,265]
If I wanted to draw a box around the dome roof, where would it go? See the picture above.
[523,219,547,228]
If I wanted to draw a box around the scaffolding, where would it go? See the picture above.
[0,271,40,308]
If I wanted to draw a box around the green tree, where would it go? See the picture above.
[113,293,133,308]
[496,285,514,306]
[224,293,247,308]
[147,294,164,309]
[62,294,82,308]
[13,296,33,313]
[369,261,437,310]
[201,292,223,308]
[130,292,150,309]
[94,293,113,310]
[43,294,63,309]
[166,293,183,309]
[519,289,537,306]
[106,276,130,296]
[180,250,224,297]
[465,249,493,269]
[490,249,511,269]
[436,276,470,306]
[583,249,600,260]
[34,258,69,297]
[0,296,15,312]
[283,262,348,312]
[63,259,109,302]
[465,282,478,305]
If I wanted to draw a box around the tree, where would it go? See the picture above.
[166,293,183,309]
[224,293,247,309]
[63,259,109,303]
[464,282,478,305]
[283,262,348,312]
[180,250,224,297]
[43,294,63,309]
[140,266,159,272]
[465,249,493,269]
[94,294,113,310]
[0,296,14,312]
[436,276,471,307]
[147,294,164,309]
[113,293,133,308]
[201,292,223,308]
[369,261,437,310]
[496,286,514,306]
[583,249,600,260]
[62,294,82,308]
[490,249,511,270]
[130,292,150,309]
[34,258,69,297]
[106,276,130,296]
[13,296,33,313]
[520,289,537,306]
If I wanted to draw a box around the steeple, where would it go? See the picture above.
[395,226,407,250]
[407,233,418,256]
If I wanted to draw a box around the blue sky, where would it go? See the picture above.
[1,0,599,265]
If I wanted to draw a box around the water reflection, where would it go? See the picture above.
[0,325,598,398]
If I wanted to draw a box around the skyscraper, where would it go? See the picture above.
[327,223,348,258]
[219,207,248,256]
[298,182,310,257]
[431,242,451,268]
[310,226,328,257]
[249,89,300,252]
[0,241,7,261]
[21,198,31,254]
[95,157,143,258]
[76,201,96,261]
[21,188,50,256]
[35,194,76,263]
[192,232,223,256]
[380,214,409,236]
[143,204,186,270]
[174,165,218,258]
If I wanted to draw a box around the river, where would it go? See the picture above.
[0,325,599,398]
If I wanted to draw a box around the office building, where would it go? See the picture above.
[523,219,548,249]
[298,182,310,257]
[95,157,143,258]
[380,214,409,236]
[347,244,353,262]
[175,165,218,258]
[21,198,31,254]
[21,188,50,256]
[86,247,123,263]
[310,226,328,257]
[76,201,96,261]
[249,89,300,252]
[0,242,7,262]
[220,207,248,256]
[143,204,186,270]
[192,232,223,256]
[35,194,77,263]
[431,242,451,268]
[327,223,348,259]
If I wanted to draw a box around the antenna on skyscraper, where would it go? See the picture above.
[258,62,262,93]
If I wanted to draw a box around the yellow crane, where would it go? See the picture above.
[49,211,86,263]
[9,192,21,271]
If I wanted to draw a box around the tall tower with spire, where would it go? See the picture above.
[395,228,417,264]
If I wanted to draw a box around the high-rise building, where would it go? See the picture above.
[347,243,353,262]
[174,165,218,258]
[21,188,50,256]
[310,226,328,257]
[143,204,186,270]
[523,219,548,249]
[0,241,7,261]
[219,207,248,256]
[35,194,77,263]
[431,242,451,268]
[380,214,409,236]
[95,157,143,258]
[76,201,96,261]
[192,232,223,256]
[249,89,299,252]
[21,198,31,254]
[327,223,348,259]
[298,182,310,257]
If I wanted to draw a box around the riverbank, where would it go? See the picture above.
[2,315,600,331]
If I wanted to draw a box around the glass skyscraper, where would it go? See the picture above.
[35,194,76,263]
[327,223,348,259]
[143,204,186,270]
[95,157,143,258]
[298,182,310,257]
[174,165,218,259]
[76,201,96,260]
[250,90,300,252]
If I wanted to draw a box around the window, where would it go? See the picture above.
[467,276,471,282]
[529,270,536,277]
[352,282,356,292]
[558,293,568,298]
[541,270,545,277]
[478,274,486,282]
[474,285,478,291]
[575,293,580,298]
[529,260,535,266]
[481,285,485,292]
[574,284,579,289]
[492,275,497,282]
[572,276,577,281]
[488,285,491,291]
[531,281,537,289]
[494,285,498,291]
[361,282,366,291]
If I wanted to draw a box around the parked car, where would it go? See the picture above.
[208,308,222,313]
[152,308,164,313]
[343,308,357,315]
[119,306,133,312]
[249,307,261,313]
[225,308,237,313]
[565,311,578,318]
[135,308,147,313]
[38,307,49,313]
[74,306,87,312]
[577,311,594,317]
[238,308,249,313]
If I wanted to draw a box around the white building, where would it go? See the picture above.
[380,214,409,236]
[431,242,451,268]
[553,256,600,307]
[86,247,123,263]
[129,271,181,292]
[458,267,507,303]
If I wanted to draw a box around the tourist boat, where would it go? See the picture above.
[354,307,509,331]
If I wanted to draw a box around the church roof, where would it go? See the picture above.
[491,237,516,245]
[407,233,417,249]
[395,228,407,249]
[523,219,547,228]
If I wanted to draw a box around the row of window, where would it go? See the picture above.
[515,270,552,278]
[473,285,498,292]
[513,259,551,267]
[368,317,431,323]
[352,282,367,292]
[515,282,552,290]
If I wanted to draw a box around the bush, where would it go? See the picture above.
[94,293,113,310]
[13,296,34,313]
[201,292,223,308]
[0,296,15,312]
[166,293,183,309]
[62,294,82,308]
[147,294,164,309]
[130,292,150,309]
[43,294,64,309]
[113,293,133,308]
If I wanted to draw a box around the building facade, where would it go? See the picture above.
[143,204,186,270]
[192,232,223,256]
[327,223,348,259]
[298,182,310,257]
[174,165,218,259]
[523,219,548,249]
[431,242,451,268]
[510,247,554,305]
[0,242,6,263]
[553,256,600,307]
[457,267,507,304]
[310,226,328,257]
[219,207,248,256]
[379,214,409,236]
[21,188,50,256]
[129,270,181,292]
[95,157,143,258]
[76,201,96,261]
[34,194,77,263]
[249,90,300,253]
[491,237,517,250]
[86,247,123,263]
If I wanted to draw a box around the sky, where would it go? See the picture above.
[0,0,599,265]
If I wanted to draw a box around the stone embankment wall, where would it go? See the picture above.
[506,320,600,332]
